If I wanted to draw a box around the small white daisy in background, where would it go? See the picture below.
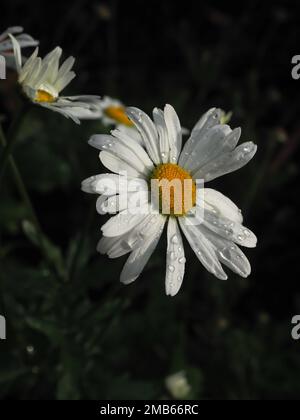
[82,105,257,296]
[9,35,101,124]
[97,96,148,145]
[0,26,38,58]
[97,96,189,146]
[165,371,191,399]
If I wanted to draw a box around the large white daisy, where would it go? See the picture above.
[82,105,257,296]
[9,35,101,124]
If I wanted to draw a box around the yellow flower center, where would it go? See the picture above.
[35,90,56,103]
[104,106,134,127]
[150,163,196,216]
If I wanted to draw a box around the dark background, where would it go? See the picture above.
[0,0,300,400]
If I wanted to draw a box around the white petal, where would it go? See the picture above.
[165,218,185,296]
[100,151,144,178]
[101,206,152,237]
[89,134,150,176]
[164,104,182,163]
[179,108,222,167]
[18,47,39,83]
[14,33,38,49]
[116,125,144,146]
[37,102,81,124]
[202,208,257,248]
[193,142,257,182]
[183,125,239,172]
[152,108,169,163]
[97,190,149,214]
[81,173,119,195]
[98,213,163,258]
[97,235,131,258]
[179,217,228,280]
[0,27,23,41]
[54,56,75,84]
[200,226,251,277]
[111,128,154,172]
[120,215,166,284]
[8,34,22,72]
[54,71,76,92]
[197,188,243,224]
[126,107,160,164]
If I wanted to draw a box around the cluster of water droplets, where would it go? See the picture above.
[167,234,185,293]
[100,138,115,150]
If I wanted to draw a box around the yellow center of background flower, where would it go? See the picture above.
[104,106,134,127]
[35,90,56,103]
[150,163,196,216]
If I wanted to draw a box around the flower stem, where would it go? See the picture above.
[0,123,63,282]
[0,105,28,185]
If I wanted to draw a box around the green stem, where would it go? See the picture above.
[0,123,62,282]
[0,105,28,185]
[69,201,95,282]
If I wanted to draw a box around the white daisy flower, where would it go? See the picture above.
[0,26,38,57]
[82,105,257,296]
[9,35,101,124]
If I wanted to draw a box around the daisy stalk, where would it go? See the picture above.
[0,121,66,282]
[0,103,29,184]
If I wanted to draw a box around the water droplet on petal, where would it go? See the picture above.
[170,251,176,260]
[178,257,186,264]
[168,265,175,272]
[171,235,179,244]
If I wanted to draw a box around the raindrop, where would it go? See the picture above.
[170,251,176,260]
[237,235,243,241]
[243,229,250,237]
[171,235,179,244]
[178,257,186,264]
[168,265,175,272]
